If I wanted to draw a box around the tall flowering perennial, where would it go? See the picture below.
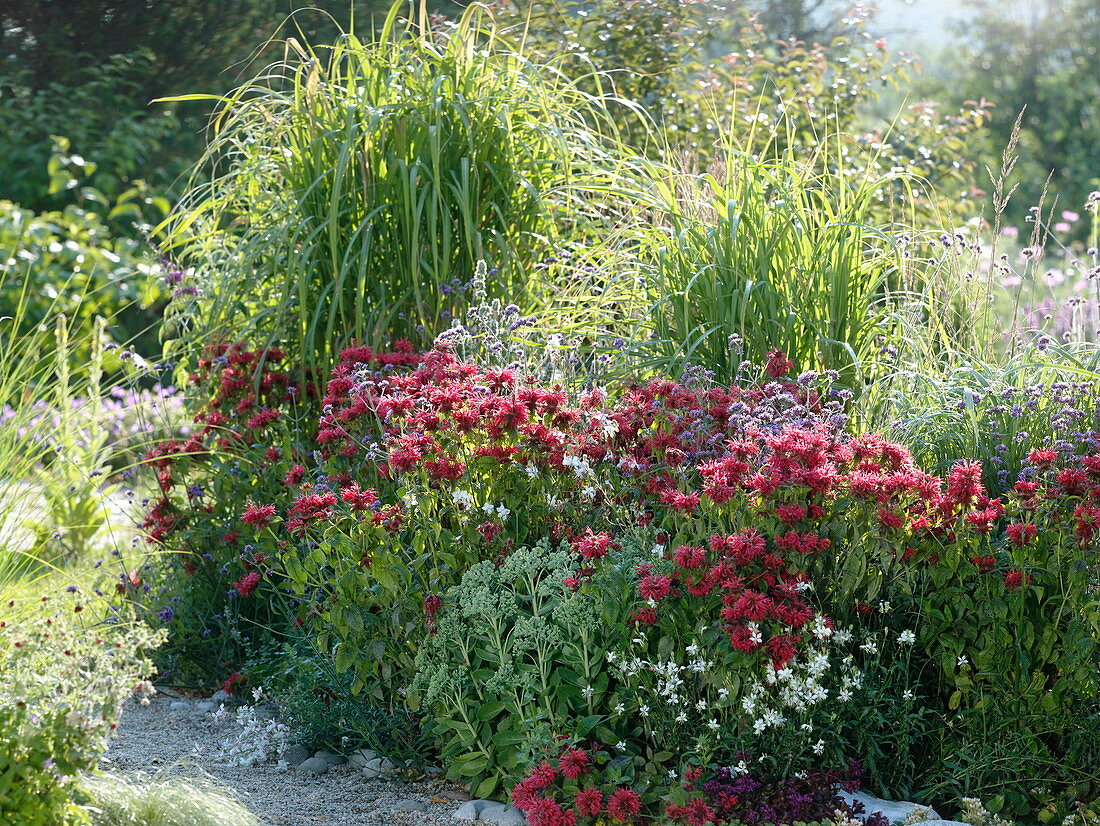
[135,341,416,687]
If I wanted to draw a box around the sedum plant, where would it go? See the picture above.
[411,538,630,799]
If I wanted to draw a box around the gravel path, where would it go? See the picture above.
[101,691,472,825]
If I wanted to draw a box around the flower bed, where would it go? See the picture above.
[139,340,1100,820]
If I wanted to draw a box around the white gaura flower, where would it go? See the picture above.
[581,485,597,500]
[451,489,474,509]
[402,491,418,509]
[898,629,916,645]
[707,718,720,731]
[651,544,666,557]
[581,685,594,699]
[860,639,879,655]
[902,689,915,701]
[496,504,511,519]
[638,705,650,717]
[717,687,730,700]
[813,739,826,755]
[524,463,539,479]
[482,501,496,515]
[675,711,688,723]
[695,699,708,711]
[614,703,626,714]
[616,741,627,751]
[593,412,619,438]
[837,688,852,702]
[957,655,969,668]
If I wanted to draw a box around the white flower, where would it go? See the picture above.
[675,711,688,723]
[496,504,511,519]
[801,723,814,732]
[837,688,852,702]
[860,639,879,655]
[482,501,496,515]
[616,741,627,751]
[613,703,626,714]
[813,739,826,755]
[879,601,892,613]
[957,655,969,668]
[668,769,679,781]
[695,699,707,711]
[638,705,650,717]
[402,491,418,508]
[581,685,594,699]
[451,489,474,509]
[581,485,597,500]
[902,689,915,701]
[898,629,916,645]
[717,688,729,700]
[524,464,540,479]
[651,544,666,557]
[707,718,720,731]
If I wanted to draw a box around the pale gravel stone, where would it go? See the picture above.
[295,757,330,774]
[102,692,472,826]
[477,803,526,825]
[454,800,489,821]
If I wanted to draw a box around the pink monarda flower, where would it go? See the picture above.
[1004,569,1027,590]
[241,503,276,527]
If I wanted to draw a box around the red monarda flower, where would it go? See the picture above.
[241,503,276,527]
[1004,569,1027,590]
[1028,447,1058,468]
[666,798,717,826]
[222,671,247,695]
[638,574,672,602]
[478,522,502,543]
[1006,522,1038,546]
[764,348,794,378]
[630,608,658,626]
[559,747,590,779]
[945,460,984,507]
[526,762,558,791]
[674,545,707,569]
[969,555,996,574]
[571,529,615,560]
[233,571,261,597]
[607,788,642,822]
[575,788,603,817]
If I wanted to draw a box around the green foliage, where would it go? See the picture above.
[0,592,163,826]
[250,638,430,763]
[410,539,630,797]
[162,2,630,372]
